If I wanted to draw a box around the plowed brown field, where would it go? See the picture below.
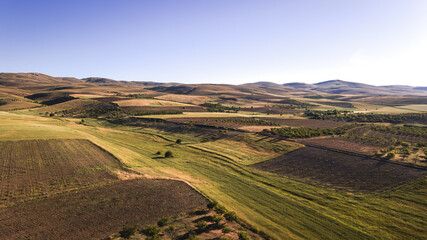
[253,147,426,192]
[0,179,207,240]
[0,139,121,204]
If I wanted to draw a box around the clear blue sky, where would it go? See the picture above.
[1,0,426,86]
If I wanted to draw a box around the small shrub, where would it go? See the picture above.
[224,211,238,222]
[214,204,227,214]
[141,225,161,237]
[119,226,136,239]
[156,151,161,155]
[207,200,218,210]
[222,225,232,233]
[211,214,224,226]
[249,226,260,233]
[238,231,250,240]
[187,234,200,240]
[165,150,173,158]
[157,217,169,227]
[176,139,182,144]
[218,237,233,240]
[196,220,208,232]
[167,225,176,232]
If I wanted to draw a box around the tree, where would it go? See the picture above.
[222,225,232,233]
[238,231,250,240]
[196,220,208,232]
[157,217,169,227]
[165,150,173,158]
[176,139,182,144]
[141,225,161,238]
[119,226,136,239]
[224,211,238,222]
[214,204,227,214]
[207,200,218,210]
[211,214,224,227]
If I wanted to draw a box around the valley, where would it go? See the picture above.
[0,73,426,239]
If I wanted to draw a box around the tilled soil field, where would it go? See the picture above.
[296,137,381,155]
[252,147,426,192]
[0,139,121,204]
[0,179,208,240]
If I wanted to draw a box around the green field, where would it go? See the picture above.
[1,111,425,239]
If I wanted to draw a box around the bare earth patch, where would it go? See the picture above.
[252,147,426,193]
[296,137,381,155]
[0,139,121,204]
[0,179,208,240]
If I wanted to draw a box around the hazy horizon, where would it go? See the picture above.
[1,0,427,85]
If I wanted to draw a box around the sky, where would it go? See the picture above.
[1,0,427,86]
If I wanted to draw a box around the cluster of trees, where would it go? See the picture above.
[264,126,346,138]
[276,98,316,108]
[119,216,170,239]
[305,110,427,124]
[201,102,240,113]
[304,110,352,120]
[60,102,120,118]
[60,102,183,119]
[346,133,399,146]
[204,118,280,126]
[124,110,183,116]
[124,94,154,99]
[318,101,355,108]
[370,125,427,137]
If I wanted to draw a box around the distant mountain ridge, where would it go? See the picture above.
[276,79,427,96]
[1,72,426,96]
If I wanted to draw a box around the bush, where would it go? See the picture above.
[165,150,173,158]
[167,225,176,232]
[218,237,233,240]
[157,217,169,227]
[156,151,161,155]
[187,235,201,240]
[119,226,136,239]
[196,220,208,232]
[222,225,232,233]
[176,139,182,144]
[238,231,250,240]
[214,204,227,214]
[207,200,218,210]
[224,211,238,222]
[385,153,395,159]
[211,214,224,226]
[141,225,161,237]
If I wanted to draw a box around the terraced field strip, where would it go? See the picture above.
[0,179,208,240]
[0,139,121,204]
[252,147,426,192]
